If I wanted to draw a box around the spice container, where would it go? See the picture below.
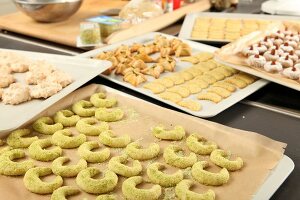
[78,22,101,46]
[87,16,124,38]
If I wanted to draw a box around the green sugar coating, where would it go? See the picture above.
[51,186,80,200]
[210,149,244,171]
[191,161,230,186]
[28,138,62,162]
[186,133,218,155]
[23,167,63,194]
[32,117,63,135]
[108,154,142,177]
[152,125,185,140]
[78,141,110,163]
[76,118,109,136]
[99,130,131,148]
[95,108,124,122]
[0,149,35,176]
[54,110,80,127]
[147,162,183,187]
[122,176,162,200]
[51,156,87,177]
[163,145,197,169]
[125,141,160,161]
[51,129,86,149]
[90,92,117,108]
[76,167,118,194]
[72,100,96,117]
[7,129,38,148]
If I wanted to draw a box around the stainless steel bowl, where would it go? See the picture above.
[13,0,83,23]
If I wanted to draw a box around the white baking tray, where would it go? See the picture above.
[78,32,268,118]
[105,85,294,200]
[0,48,111,134]
[179,12,300,44]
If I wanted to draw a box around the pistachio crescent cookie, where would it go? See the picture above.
[76,118,109,136]
[51,129,86,149]
[147,162,183,187]
[152,125,185,140]
[51,186,80,200]
[163,145,197,169]
[99,130,131,148]
[95,108,124,122]
[53,110,80,127]
[90,92,117,108]
[78,141,110,163]
[186,133,218,155]
[96,194,117,200]
[51,156,87,177]
[125,141,160,161]
[72,100,96,117]
[0,149,35,176]
[6,129,38,148]
[32,117,63,135]
[28,138,62,162]
[23,167,63,194]
[108,154,142,177]
[76,167,118,194]
[210,149,243,171]
[122,176,162,200]
[191,161,230,186]
[175,179,215,200]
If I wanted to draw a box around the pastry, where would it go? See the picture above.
[260,36,273,48]
[247,54,266,68]
[278,55,293,68]
[254,43,268,54]
[177,100,202,111]
[123,68,147,86]
[143,82,166,94]
[141,64,164,79]
[263,49,280,61]
[30,82,62,99]
[0,73,15,88]
[280,42,294,52]
[197,92,222,103]
[2,83,31,105]
[242,45,259,57]
[263,61,283,73]
[282,66,300,80]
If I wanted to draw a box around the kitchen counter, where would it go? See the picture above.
[1,32,298,200]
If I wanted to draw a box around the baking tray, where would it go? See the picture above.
[0,49,111,134]
[108,85,294,200]
[78,32,268,118]
[178,12,300,45]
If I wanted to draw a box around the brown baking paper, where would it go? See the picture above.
[215,21,300,91]
[0,84,286,200]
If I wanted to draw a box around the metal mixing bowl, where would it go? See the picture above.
[13,0,83,23]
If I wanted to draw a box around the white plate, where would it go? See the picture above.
[103,85,294,200]
[179,12,300,44]
[0,48,111,134]
[78,32,268,118]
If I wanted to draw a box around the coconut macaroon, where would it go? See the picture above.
[2,83,31,105]
[0,74,15,88]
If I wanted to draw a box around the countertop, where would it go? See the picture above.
[0,0,299,199]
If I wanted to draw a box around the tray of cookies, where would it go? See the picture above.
[178,12,300,44]
[0,49,111,133]
[0,84,292,200]
[78,32,268,118]
[215,21,300,92]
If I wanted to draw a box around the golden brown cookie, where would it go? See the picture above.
[234,73,256,84]
[193,52,214,62]
[195,74,217,84]
[158,92,182,103]
[181,83,202,94]
[167,86,190,98]
[177,100,202,111]
[143,82,166,94]
[225,78,247,89]
[197,92,222,103]
[165,75,185,85]
[189,79,209,89]
[204,71,225,81]
[212,67,233,77]
[154,78,174,88]
[207,87,231,98]
[178,71,194,81]
[212,82,236,92]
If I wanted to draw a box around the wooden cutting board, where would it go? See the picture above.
[0,0,210,47]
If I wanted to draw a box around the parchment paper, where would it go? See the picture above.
[215,21,300,91]
[0,84,286,200]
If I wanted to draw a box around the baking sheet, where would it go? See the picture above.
[0,48,111,134]
[78,32,268,118]
[178,12,300,45]
[214,21,300,92]
[0,84,289,200]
